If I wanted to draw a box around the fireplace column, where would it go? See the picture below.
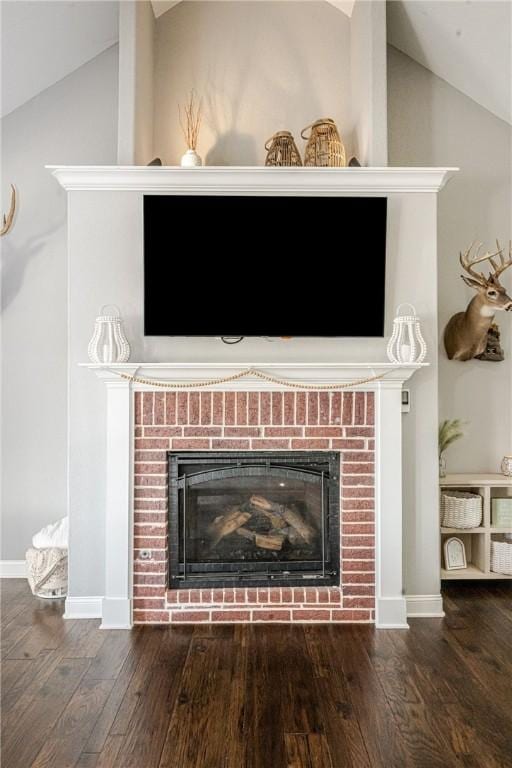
[374,382,407,628]
[98,368,137,629]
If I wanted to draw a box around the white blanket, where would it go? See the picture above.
[32,516,68,549]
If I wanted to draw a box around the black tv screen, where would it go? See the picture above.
[144,195,387,337]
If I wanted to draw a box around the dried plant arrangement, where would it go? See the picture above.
[179,91,202,151]
[439,419,465,457]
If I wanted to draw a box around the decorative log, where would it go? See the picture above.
[236,526,255,542]
[250,494,315,545]
[255,533,285,551]
[236,525,286,551]
[282,506,315,545]
[250,495,284,528]
[209,508,252,547]
[283,525,301,547]
[250,495,274,511]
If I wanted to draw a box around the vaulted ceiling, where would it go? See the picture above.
[2,1,510,125]
[1,1,119,117]
[150,1,357,19]
[387,0,511,125]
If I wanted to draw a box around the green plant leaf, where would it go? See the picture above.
[439,419,466,456]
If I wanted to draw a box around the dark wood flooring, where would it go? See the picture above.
[1,579,512,767]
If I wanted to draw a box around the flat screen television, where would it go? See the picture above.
[144,195,387,337]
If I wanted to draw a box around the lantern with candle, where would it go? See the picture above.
[87,305,131,364]
[386,303,427,364]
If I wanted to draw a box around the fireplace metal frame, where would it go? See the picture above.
[168,451,340,589]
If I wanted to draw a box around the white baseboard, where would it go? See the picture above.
[100,597,132,629]
[64,595,103,619]
[376,596,409,629]
[406,594,445,618]
[0,560,26,578]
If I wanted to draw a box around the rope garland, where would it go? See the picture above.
[112,367,391,391]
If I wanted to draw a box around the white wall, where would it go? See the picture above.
[388,45,512,475]
[1,46,119,562]
[153,1,353,166]
[350,0,387,165]
[134,1,156,164]
[1,0,119,118]
[117,0,155,165]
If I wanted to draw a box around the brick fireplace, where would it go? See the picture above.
[85,360,422,630]
[133,389,375,624]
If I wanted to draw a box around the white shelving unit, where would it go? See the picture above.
[440,474,512,580]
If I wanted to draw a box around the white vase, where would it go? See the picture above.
[180,149,202,167]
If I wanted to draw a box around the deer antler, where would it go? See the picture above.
[459,241,504,285]
[1,184,16,236]
[488,239,512,281]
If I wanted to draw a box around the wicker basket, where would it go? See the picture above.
[490,539,512,575]
[265,131,302,166]
[441,491,482,528]
[301,118,346,167]
[26,547,68,598]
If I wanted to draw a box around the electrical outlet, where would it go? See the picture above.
[139,549,152,560]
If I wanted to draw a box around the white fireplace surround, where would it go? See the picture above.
[51,165,457,631]
[87,362,422,629]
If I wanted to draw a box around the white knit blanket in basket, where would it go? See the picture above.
[26,547,68,596]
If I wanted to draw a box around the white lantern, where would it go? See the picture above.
[87,305,131,364]
[386,303,427,364]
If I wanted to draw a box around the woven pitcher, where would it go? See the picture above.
[301,118,346,167]
[265,131,302,166]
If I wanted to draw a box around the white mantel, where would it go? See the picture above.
[86,362,425,630]
[83,361,427,389]
[49,165,457,193]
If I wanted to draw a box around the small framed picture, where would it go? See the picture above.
[444,537,467,570]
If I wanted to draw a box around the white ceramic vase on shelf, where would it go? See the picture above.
[87,305,130,364]
[180,149,202,167]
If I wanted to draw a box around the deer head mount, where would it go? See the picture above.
[1,185,16,237]
[444,241,512,361]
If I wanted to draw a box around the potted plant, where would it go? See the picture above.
[438,419,465,477]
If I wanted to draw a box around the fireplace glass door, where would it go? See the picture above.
[168,452,340,588]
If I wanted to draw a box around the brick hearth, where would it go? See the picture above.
[133,390,375,624]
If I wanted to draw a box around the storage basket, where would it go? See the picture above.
[491,497,512,527]
[26,547,68,598]
[490,539,512,575]
[441,491,482,528]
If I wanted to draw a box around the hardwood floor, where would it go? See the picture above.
[2,579,512,767]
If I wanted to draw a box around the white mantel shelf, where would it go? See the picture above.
[81,362,427,391]
[49,165,458,193]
